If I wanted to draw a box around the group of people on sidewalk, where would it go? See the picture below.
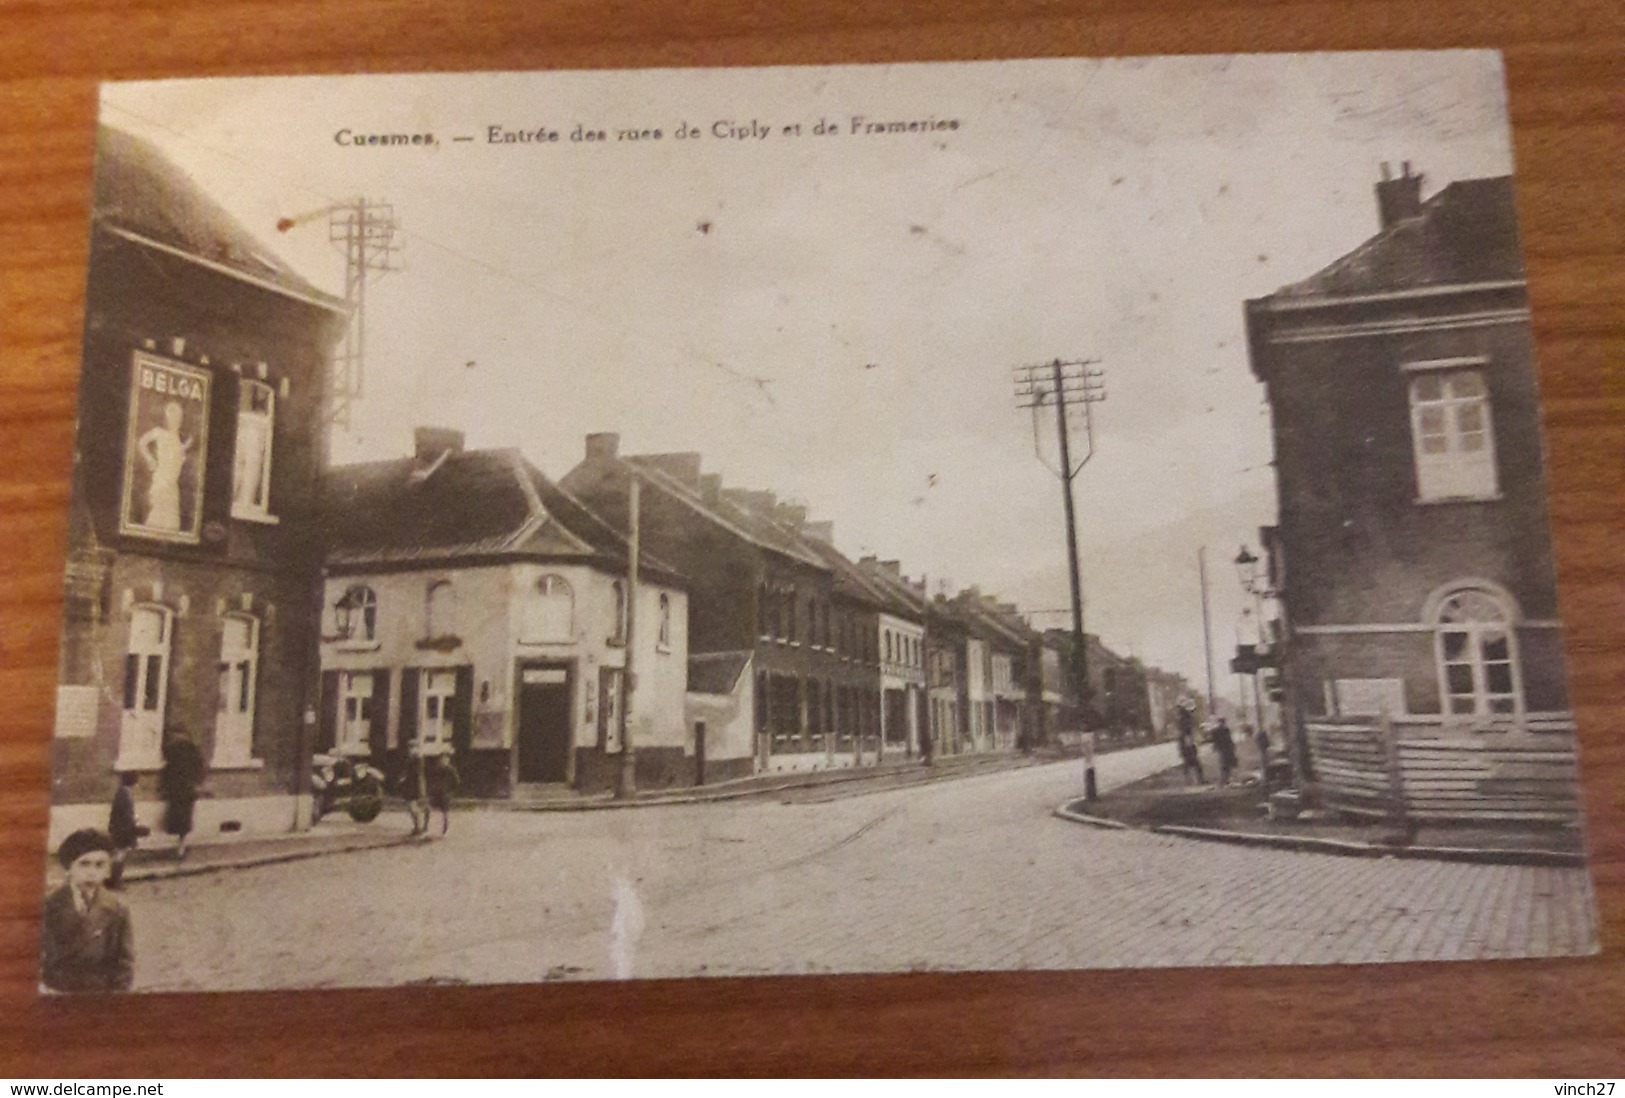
[1174,700,1271,788]
[42,727,463,994]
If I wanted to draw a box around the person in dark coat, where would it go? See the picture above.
[424,754,460,837]
[1210,717,1239,787]
[107,772,140,889]
[1175,702,1205,785]
[159,732,204,859]
[40,828,133,993]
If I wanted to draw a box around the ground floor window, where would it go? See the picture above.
[419,669,458,751]
[1434,586,1522,718]
[118,604,171,769]
[213,613,259,767]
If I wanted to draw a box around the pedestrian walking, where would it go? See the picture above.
[424,753,460,837]
[1175,700,1204,785]
[107,772,140,889]
[158,731,204,859]
[398,751,427,836]
[1210,716,1238,787]
[40,828,134,993]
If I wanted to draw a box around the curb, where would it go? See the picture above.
[484,753,1058,812]
[123,833,421,884]
[1054,798,1586,867]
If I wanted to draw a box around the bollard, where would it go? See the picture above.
[1083,730,1098,802]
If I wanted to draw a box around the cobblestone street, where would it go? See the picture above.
[127,743,1598,991]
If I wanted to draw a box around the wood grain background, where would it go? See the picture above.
[1,0,1620,1077]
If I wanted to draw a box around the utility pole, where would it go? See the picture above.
[1199,546,1217,715]
[618,475,641,799]
[1014,358,1106,731]
[276,198,400,429]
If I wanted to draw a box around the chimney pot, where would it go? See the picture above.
[1375,162,1424,230]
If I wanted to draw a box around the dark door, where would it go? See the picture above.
[517,664,572,783]
[694,721,706,786]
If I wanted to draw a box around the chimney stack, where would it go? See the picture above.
[881,560,901,577]
[413,427,465,463]
[1375,161,1424,230]
[775,502,807,529]
[803,520,835,544]
[585,432,620,463]
[699,473,722,504]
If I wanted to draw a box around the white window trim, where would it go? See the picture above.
[116,604,172,772]
[1408,365,1499,503]
[519,573,574,646]
[211,612,262,769]
[1431,586,1526,724]
[231,378,279,523]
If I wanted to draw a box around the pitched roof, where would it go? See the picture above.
[323,448,684,583]
[688,651,752,695]
[618,458,830,570]
[1262,176,1524,304]
[93,126,344,310]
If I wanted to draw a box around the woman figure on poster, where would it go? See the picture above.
[137,400,192,531]
[159,731,204,859]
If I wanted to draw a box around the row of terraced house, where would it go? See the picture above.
[48,126,1186,844]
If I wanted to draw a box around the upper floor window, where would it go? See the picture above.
[426,580,458,639]
[232,379,276,520]
[334,584,378,644]
[1434,586,1522,718]
[521,574,571,644]
[611,579,628,645]
[1409,365,1497,502]
[657,592,672,650]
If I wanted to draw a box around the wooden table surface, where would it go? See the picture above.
[0,0,1620,1078]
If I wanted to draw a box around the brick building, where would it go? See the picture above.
[1246,165,1578,813]
[51,127,347,845]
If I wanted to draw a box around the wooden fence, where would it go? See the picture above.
[1305,715,1583,826]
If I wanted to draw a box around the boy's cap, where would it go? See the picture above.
[57,828,115,868]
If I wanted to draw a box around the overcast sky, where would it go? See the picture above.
[100,52,1516,700]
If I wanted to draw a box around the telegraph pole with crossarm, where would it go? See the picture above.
[1014,358,1106,755]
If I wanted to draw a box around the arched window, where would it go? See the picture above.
[657,592,672,650]
[521,574,573,644]
[335,584,377,643]
[885,631,894,665]
[213,612,259,767]
[118,604,172,769]
[1434,587,1521,718]
[611,579,628,645]
[426,580,458,639]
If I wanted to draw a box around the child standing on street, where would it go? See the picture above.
[107,772,140,889]
[40,829,134,993]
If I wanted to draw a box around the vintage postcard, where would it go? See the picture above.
[42,52,1597,993]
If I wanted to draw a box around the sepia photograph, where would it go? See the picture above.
[41,51,1598,994]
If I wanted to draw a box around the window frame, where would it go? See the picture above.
[117,604,173,770]
[231,377,277,523]
[1431,584,1525,722]
[212,611,261,768]
[1405,360,1499,503]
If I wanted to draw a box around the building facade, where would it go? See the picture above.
[51,127,347,845]
[1245,165,1577,811]
[319,433,699,797]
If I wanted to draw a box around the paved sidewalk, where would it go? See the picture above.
[45,815,419,889]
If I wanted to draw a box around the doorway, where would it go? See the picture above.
[516,662,572,783]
